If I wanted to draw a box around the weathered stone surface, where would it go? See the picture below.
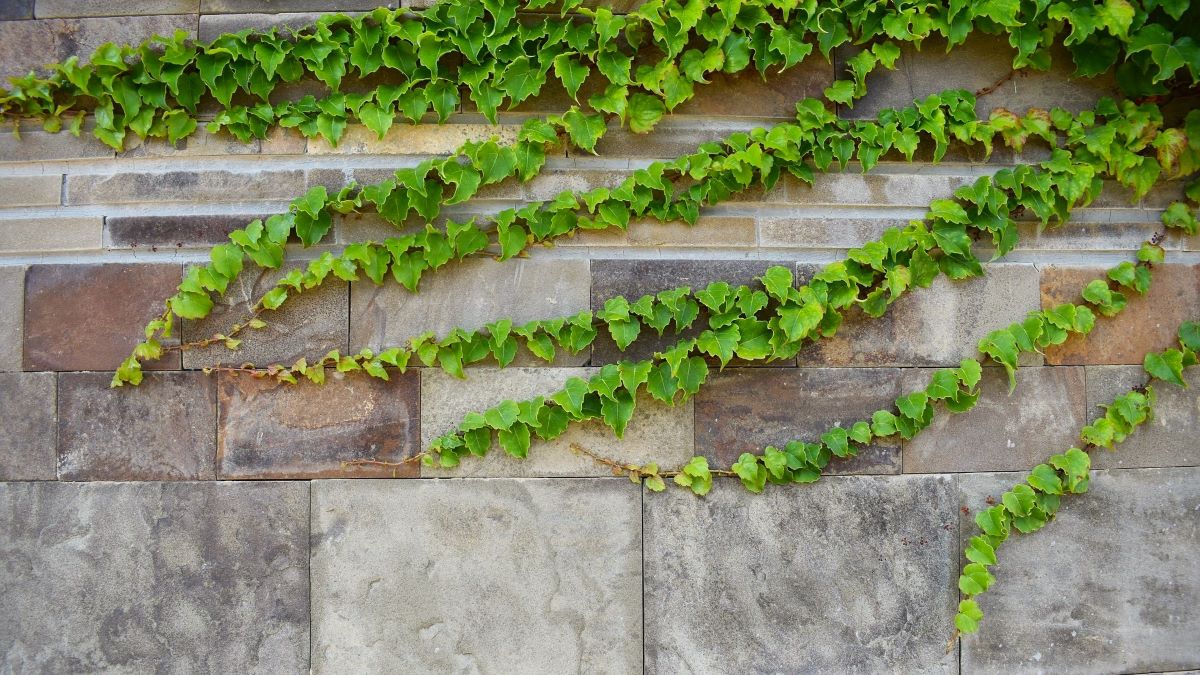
[847,34,1118,119]
[1041,264,1200,365]
[0,266,24,371]
[66,169,306,205]
[0,175,61,207]
[309,123,519,155]
[182,263,348,369]
[0,217,101,252]
[217,368,419,478]
[696,367,903,473]
[558,215,756,248]
[23,263,183,371]
[105,212,269,247]
[956,469,1200,674]
[523,167,633,202]
[57,371,217,480]
[0,480,308,673]
[760,215,905,249]
[350,257,590,353]
[788,171,973,207]
[421,367,693,477]
[0,0,33,19]
[0,122,113,161]
[118,126,260,157]
[198,11,327,41]
[310,478,642,673]
[0,372,56,480]
[201,0,387,13]
[1013,220,1169,252]
[674,54,833,118]
[1085,365,1200,469]
[0,15,196,81]
[800,263,1041,367]
[901,365,1087,473]
[644,475,959,673]
[35,0,199,18]
[590,258,794,363]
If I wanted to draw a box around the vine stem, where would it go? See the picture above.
[569,443,736,478]
[340,451,429,475]
[974,68,1022,98]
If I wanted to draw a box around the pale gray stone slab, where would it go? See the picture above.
[644,475,960,673]
[1085,366,1200,469]
[956,469,1200,674]
[310,478,642,674]
[0,266,23,372]
[421,367,694,477]
[0,481,309,673]
[0,372,56,480]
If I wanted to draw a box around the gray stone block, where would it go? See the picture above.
[1085,365,1200,469]
[0,266,23,371]
[0,122,114,162]
[0,480,309,673]
[198,11,328,41]
[310,478,642,674]
[35,0,199,18]
[0,15,196,81]
[421,367,693,477]
[0,0,33,19]
[0,175,61,207]
[0,217,102,253]
[788,171,974,207]
[65,170,307,205]
[956,469,1200,674]
[200,0,390,14]
[902,366,1087,473]
[759,216,904,249]
[644,475,959,673]
[0,372,56,480]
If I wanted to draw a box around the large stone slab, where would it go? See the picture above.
[0,266,23,371]
[58,371,217,480]
[902,366,1087,473]
[0,372,56,480]
[0,481,309,673]
[182,263,348,370]
[421,367,693,477]
[0,15,196,81]
[644,475,959,673]
[695,367,903,473]
[310,478,642,674]
[956,469,1200,674]
[23,263,183,371]
[1085,365,1200,469]
[217,368,420,478]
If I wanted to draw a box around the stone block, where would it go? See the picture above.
[35,0,199,17]
[788,171,973,207]
[1040,264,1200,365]
[695,367,903,473]
[0,217,101,252]
[310,478,642,674]
[198,11,327,41]
[673,53,834,119]
[182,263,348,370]
[23,263,183,371]
[558,215,756,248]
[644,475,959,673]
[0,480,308,673]
[217,368,420,478]
[1085,365,1200,469]
[0,0,33,19]
[0,122,113,162]
[0,266,25,371]
[1012,220,1169,252]
[522,168,633,202]
[901,365,1087,473]
[759,216,903,249]
[57,371,217,480]
[349,257,590,354]
[0,15,196,81]
[117,126,260,157]
[421,367,693,477]
[308,122,519,155]
[799,263,1041,367]
[0,175,61,207]
[104,212,269,248]
[0,372,56,480]
[65,169,306,205]
[956,469,1200,674]
[201,0,390,13]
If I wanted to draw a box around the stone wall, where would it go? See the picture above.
[1,3,1198,673]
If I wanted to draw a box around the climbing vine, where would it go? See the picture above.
[4,0,1199,650]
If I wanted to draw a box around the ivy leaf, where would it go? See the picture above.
[823,79,855,105]
[559,109,607,153]
[170,291,214,320]
[498,423,531,458]
[628,93,666,133]
[358,101,394,139]
[955,599,984,633]
[600,387,636,438]
[1179,321,1200,352]
[552,53,588,101]
[965,536,997,566]
[1144,349,1186,386]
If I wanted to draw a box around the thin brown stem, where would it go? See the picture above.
[975,68,1021,98]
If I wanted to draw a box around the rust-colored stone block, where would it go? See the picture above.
[104,213,271,248]
[217,368,421,478]
[58,371,217,480]
[23,263,182,371]
[1040,264,1200,365]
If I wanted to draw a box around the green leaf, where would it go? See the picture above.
[600,387,637,438]
[552,53,589,101]
[823,79,855,105]
[358,101,394,139]
[551,377,590,417]
[498,423,531,458]
[628,93,666,133]
[170,291,214,319]
[1144,349,1187,386]
[1178,321,1200,352]
[955,599,984,633]
[965,536,997,566]
[958,562,995,596]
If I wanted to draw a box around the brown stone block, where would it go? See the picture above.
[104,212,270,248]
[23,263,183,371]
[58,370,217,480]
[0,15,196,81]
[694,367,903,473]
[1040,264,1200,365]
[0,372,56,480]
[217,368,420,478]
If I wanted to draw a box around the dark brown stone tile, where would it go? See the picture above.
[0,0,34,20]
[58,371,217,480]
[105,213,269,248]
[217,368,420,478]
[1041,264,1200,365]
[23,263,182,371]
[0,15,196,81]
[694,367,902,473]
[0,372,56,480]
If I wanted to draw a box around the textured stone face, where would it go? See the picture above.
[0,481,309,673]
[217,369,420,478]
[0,15,196,81]
[199,0,384,13]
[310,478,642,674]
[902,366,1087,473]
[0,372,56,480]
[956,469,1200,674]
[23,263,183,371]
[66,170,307,205]
[0,0,33,20]
[644,475,960,673]
[421,367,694,477]
[0,266,23,372]
[560,215,757,248]
[0,122,113,161]
[0,176,61,208]
[0,217,102,253]
[105,213,270,248]
[58,371,217,480]
[696,366,903,473]
[35,0,199,17]
[1085,365,1200,469]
